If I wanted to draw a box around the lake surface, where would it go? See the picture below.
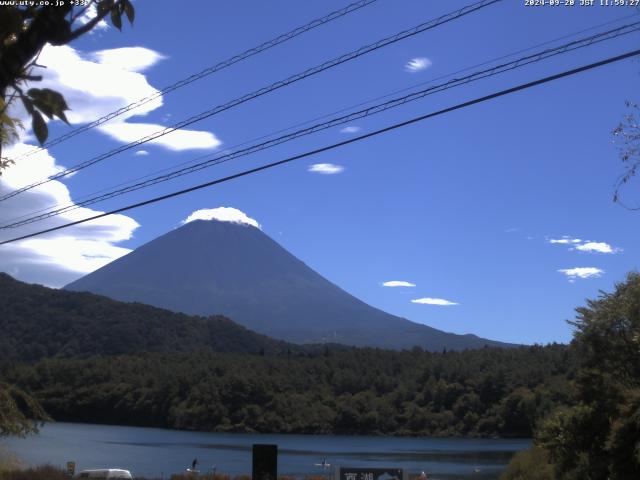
[2,423,530,480]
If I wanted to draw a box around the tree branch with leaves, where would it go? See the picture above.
[613,101,640,209]
[0,382,50,437]
[0,0,135,173]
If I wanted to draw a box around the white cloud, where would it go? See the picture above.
[17,45,220,154]
[382,280,416,287]
[558,267,604,282]
[89,47,167,73]
[0,143,138,288]
[134,150,149,156]
[183,207,261,229]
[33,45,160,121]
[0,43,210,288]
[340,126,361,134]
[575,242,620,254]
[405,57,432,73]
[549,236,582,244]
[411,297,458,306]
[18,237,131,274]
[308,163,344,175]
[548,235,622,254]
[99,122,220,151]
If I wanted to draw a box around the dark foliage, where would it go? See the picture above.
[0,381,49,437]
[499,446,554,480]
[508,272,640,479]
[0,273,298,362]
[2,344,575,438]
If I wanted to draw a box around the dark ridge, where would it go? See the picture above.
[0,272,300,362]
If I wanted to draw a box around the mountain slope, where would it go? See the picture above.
[0,273,295,362]
[66,219,512,350]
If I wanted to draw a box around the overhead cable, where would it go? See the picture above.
[8,0,380,162]
[0,0,502,202]
[3,21,638,229]
[1,47,638,246]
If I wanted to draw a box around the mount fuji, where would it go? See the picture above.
[66,212,511,351]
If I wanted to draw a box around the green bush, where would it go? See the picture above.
[499,447,554,480]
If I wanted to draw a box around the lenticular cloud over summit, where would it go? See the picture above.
[182,207,261,229]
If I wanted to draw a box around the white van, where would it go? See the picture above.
[76,469,133,479]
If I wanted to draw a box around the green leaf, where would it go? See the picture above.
[56,109,69,125]
[28,88,70,124]
[97,0,115,16]
[111,7,122,30]
[28,88,69,111]
[123,0,135,24]
[31,99,54,119]
[20,96,34,115]
[31,111,48,145]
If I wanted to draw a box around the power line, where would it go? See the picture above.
[1,47,637,246]
[15,8,634,204]
[3,21,639,229]
[8,0,379,162]
[4,21,638,227]
[3,18,638,229]
[9,11,639,229]
[314,11,640,122]
[0,0,501,203]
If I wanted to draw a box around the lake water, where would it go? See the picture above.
[2,422,530,480]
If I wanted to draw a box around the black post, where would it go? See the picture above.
[252,444,277,480]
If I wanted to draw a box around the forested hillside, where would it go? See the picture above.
[0,273,296,361]
[0,272,580,440]
[2,345,574,438]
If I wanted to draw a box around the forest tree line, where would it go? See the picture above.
[2,344,574,438]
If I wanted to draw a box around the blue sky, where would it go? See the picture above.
[1,0,639,345]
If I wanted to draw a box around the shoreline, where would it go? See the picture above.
[3,422,530,480]
[32,420,532,442]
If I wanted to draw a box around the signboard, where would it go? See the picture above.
[338,467,404,480]
[252,444,277,480]
[66,461,76,477]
